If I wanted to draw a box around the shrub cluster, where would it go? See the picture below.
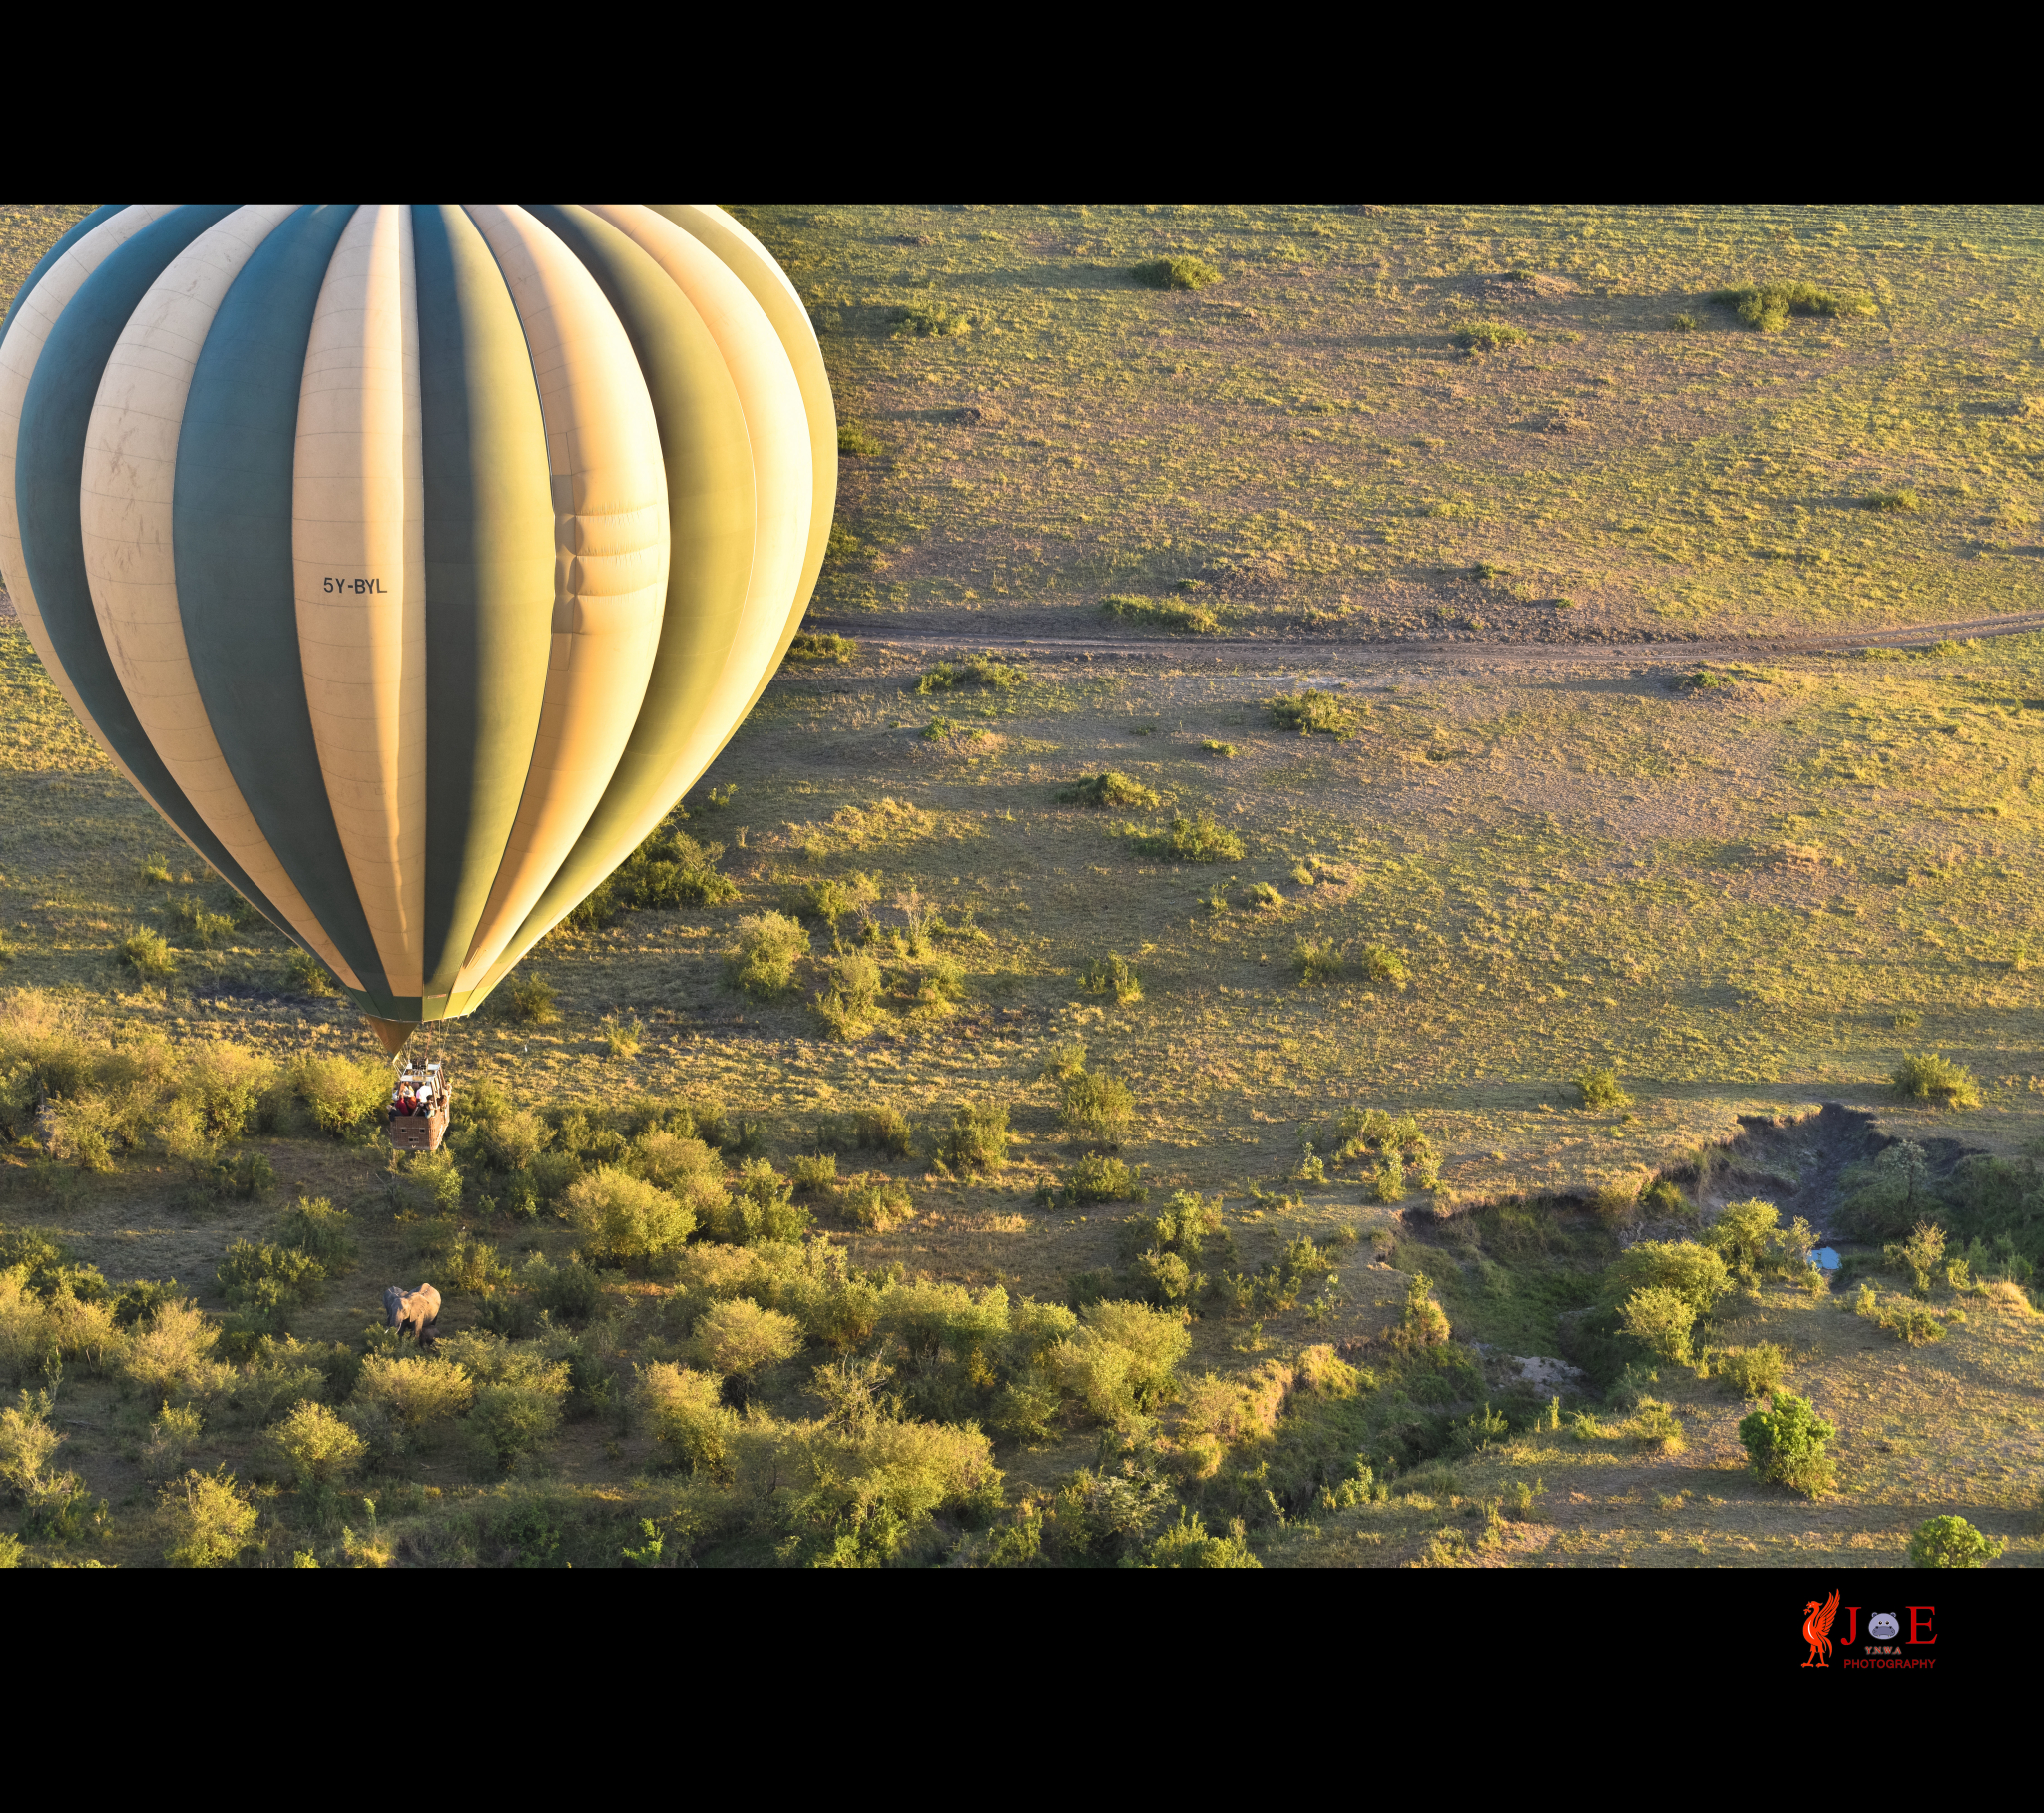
[915,656,1020,694]
[1055,770,1159,809]
[1127,813,1244,863]
[1099,595,1223,635]
[1890,1051,1980,1109]
[1738,1390,1836,1497]
[1300,1106,1440,1195]
[785,631,857,663]
[1131,256,1220,291]
[1265,690,1360,738]
[561,818,738,935]
[1710,281,1873,331]
[1080,954,1142,1004]
[1455,321,1528,351]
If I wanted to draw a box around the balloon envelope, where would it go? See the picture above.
[0,205,833,1045]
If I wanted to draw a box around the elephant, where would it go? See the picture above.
[384,1283,442,1346]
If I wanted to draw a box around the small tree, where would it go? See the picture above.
[1618,1286,1697,1364]
[938,1099,1009,1175]
[1738,1390,1836,1498]
[162,1466,258,1568]
[1908,1514,2004,1568]
[1607,1240,1731,1316]
[270,1401,365,1487]
[564,1165,694,1273]
[695,1299,801,1399]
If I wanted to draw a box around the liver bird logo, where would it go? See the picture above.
[1801,1590,1841,1667]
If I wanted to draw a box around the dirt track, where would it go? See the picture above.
[807,608,2044,670]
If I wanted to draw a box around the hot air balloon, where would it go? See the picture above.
[0,205,834,1058]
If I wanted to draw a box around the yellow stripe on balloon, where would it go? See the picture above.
[580,205,809,815]
[0,203,179,793]
[652,205,836,717]
[78,203,365,992]
[292,203,428,997]
[454,204,670,993]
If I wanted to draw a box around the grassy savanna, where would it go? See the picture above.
[779,203,2044,641]
[0,204,2040,1569]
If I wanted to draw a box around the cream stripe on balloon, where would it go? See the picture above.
[653,205,834,722]
[293,203,427,996]
[454,204,670,992]
[578,204,808,839]
[0,204,178,794]
[78,203,365,991]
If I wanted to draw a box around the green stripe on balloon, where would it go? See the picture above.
[502,204,756,967]
[173,205,401,1011]
[11,203,299,941]
[413,204,558,1009]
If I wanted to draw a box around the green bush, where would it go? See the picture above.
[813,950,885,1041]
[892,304,971,338]
[1056,770,1160,809]
[282,948,336,996]
[1668,313,1696,332]
[1144,1509,1261,1568]
[1080,953,1142,1003]
[499,974,558,1025]
[166,894,235,947]
[817,1105,914,1158]
[698,1160,812,1246]
[1574,1067,1633,1110]
[695,1298,802,1395]
[1618,1286,1697,1364]
[1710,1342,1787,1398]
[727,911,810,999]
[286,1053,388,1137]
[269,1400,365,1487]
[1053,1299,1190,1418]
[1607,1239,1731,1315]
[1703,1198,1818,1284]
[1908,1513,2004,1568]
[1201,740,1237,758]
[351,1352,475,1432]
[217,1238,327,1329]
[1061,1069,1136,1147]
[1865,488,1919,513]
[1265,689,1359,738]
[564,1166,694,1274]
[842,1173,914,1231]
[161,1466,257,1568]
[1358,944,1408,986]
[836,421,883,457]
[527,1254,604,1324]
[120,929,176,980]
[1710,280,1872,331]
[274,1196,357,1270]
[1626,1398,1685,1454]
[1891,1051,1980,1109]
[1099,595,1222,635]
[1455,320,1528,351]
[915,656,1019,694]
[789,1152,838,1197]
[1292,938,1342,984]
[638,1362,734,1477]
[1064,1153,1148,1205]
[1882,1219,1947,1294]
[785,632,857,664]
[1128,813,1244,863]
[1132,256,1220,291]
[937,1099,1009,1175]
[1738,1390,1836,1497]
